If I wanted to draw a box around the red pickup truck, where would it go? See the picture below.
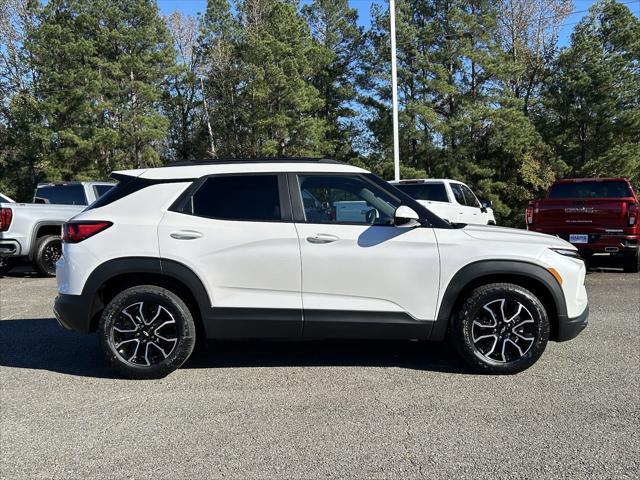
[526,178,639,273]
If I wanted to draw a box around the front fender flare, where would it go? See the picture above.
[429,260,568,341]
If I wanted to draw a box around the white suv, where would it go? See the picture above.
[390,179,497,225]
[54,159,588,379]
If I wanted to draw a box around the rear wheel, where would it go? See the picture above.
[452,283,549,374]
[623,248,639,273]
[99,285,196,379]
[32,235,62,277]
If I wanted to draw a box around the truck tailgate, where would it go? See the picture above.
[536,199,628,229]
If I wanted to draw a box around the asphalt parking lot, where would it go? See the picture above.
[1,264,639,479]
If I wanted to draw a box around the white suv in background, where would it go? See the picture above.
[390,179,496,225]
[54,159,588,379]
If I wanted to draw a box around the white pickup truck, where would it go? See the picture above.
[389,179,496,225]
[0,181,113,276]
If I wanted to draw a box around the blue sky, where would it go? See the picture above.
[157,0,640,48]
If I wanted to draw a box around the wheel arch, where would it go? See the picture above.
[82,257,211,335]
[29,222,63,259]
[430,260,568,342]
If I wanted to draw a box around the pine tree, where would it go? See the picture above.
[302,0,363,161]
[363,0,564,225]
[239,0,328,157]
[542,0,640,179]
[25,0,175,179]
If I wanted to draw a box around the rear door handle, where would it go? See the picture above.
[307,234,339,244]
[170,230,202,240]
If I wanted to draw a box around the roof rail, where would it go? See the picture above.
[161,157,344,167]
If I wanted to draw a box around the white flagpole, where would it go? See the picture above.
[390,0,400,182]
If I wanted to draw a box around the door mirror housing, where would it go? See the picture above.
[394,205,421,228]
[481,200,492,212]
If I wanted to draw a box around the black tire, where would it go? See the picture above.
[32,235,62,277]
[623,248,639,273]
[0,257,16,276]
[451,283,550,374]
[99,285,196,379]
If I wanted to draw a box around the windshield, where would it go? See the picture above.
[548,181,632,199]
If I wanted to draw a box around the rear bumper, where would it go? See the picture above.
[0,239,22,257]
[576,235,639,254]
[556,305,589,342]
[531,229,639,253]
[53,293,92,333]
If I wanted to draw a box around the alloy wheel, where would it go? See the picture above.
[471,298,537,363]
[111,302,178,366]
[42,240,62,273]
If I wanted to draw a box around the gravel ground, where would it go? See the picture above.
[1,265,638,479]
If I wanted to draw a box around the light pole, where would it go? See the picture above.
[389,0,400,182]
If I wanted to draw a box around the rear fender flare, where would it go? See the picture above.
[82,257,211,330]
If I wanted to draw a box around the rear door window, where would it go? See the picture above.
[34,184,87,205]
[189,175,283,221]
[395,183,449,202]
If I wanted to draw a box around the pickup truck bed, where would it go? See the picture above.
[526,178,639,272]
[0,181,113,276]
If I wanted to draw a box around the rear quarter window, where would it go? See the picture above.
[395,183,449,203]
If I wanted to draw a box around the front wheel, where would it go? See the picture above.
[99,285,196,379]
[451,283,550,374]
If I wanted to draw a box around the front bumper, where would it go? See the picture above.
[556,305,589,342]
[53,293,93,333]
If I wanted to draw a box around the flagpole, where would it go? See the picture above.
[390,0,400,182]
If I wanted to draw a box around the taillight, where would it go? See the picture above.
[62,221,112,243]
[629,203,639,227]
[0,207,12,232]
[525,204,535,226]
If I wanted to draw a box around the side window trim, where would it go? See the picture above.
[169,173,292,223]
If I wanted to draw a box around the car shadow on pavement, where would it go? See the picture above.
[0,318,470,378]
[585,254,625,272]
[0,318,116,378]
[185,338,469,374]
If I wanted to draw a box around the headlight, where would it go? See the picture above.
[550,248,583,260]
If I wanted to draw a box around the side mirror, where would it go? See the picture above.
[481,200,492,213]
[394,205,421,228]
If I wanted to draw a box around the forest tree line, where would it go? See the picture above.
[1,0,639,225]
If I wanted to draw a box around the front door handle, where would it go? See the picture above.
[307,234,339,244]
[170,230,203,240]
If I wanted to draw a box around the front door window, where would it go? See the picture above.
[298,175,400,226]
